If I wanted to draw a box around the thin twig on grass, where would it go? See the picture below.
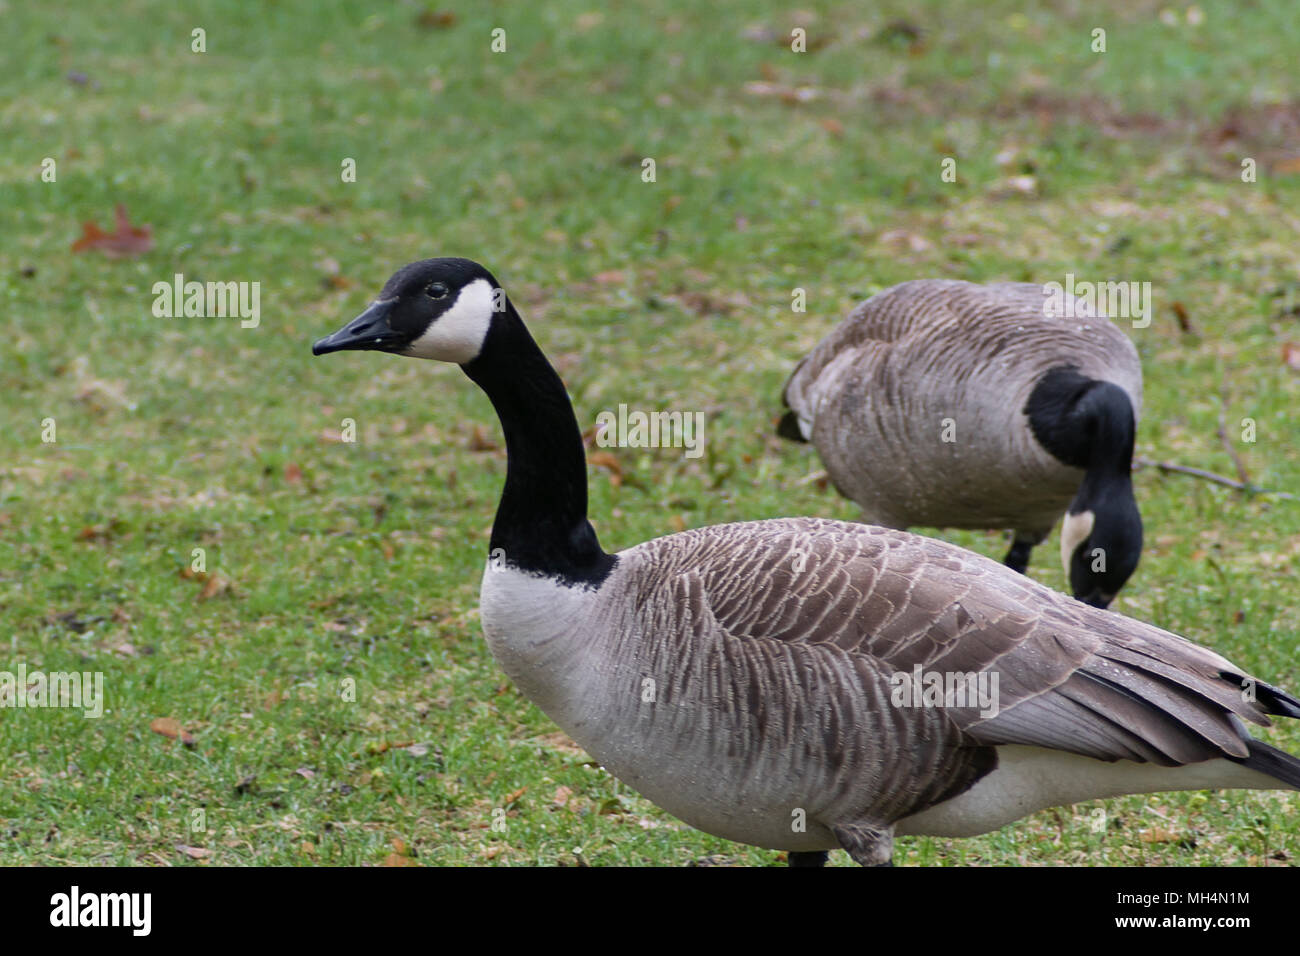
[1215,384,1252,486]
[1133,456,1298,501]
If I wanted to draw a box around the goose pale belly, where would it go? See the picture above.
[478,563,967,852]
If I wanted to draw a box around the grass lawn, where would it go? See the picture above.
[1,0,1298,866]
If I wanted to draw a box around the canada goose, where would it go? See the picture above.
[313,258,1300,867]
[779,279,1143,608]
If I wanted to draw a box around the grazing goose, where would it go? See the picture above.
[313,258,1300,867]
[779,279,1143,608]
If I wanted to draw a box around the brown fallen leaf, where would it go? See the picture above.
[382,853,418,867]
[151,717,196,747]
[1282,342,1300,371]
[593,270,626,285]
[588,451,623,488]
[552,785,574,807]
[504,786,527,806]
[175,844,212,860]
[1171,300,1194,333]
[467,424,498,452]
[668,514,687,533]
[416,8,457,29]
[482,846,503,860]
[820,117,844,137]
[284,462,303,484]
[1138,827,1180,844]
[71,204,154,258]
[198,573,230,601]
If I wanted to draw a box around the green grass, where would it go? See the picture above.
[1,0,1298,866]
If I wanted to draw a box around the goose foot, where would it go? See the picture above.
[787,851,829,867]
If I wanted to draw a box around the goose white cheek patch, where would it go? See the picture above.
[1060,510,1095,575]
[406,278,497,363]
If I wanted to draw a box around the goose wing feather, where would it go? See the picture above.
[630,518,1288,778]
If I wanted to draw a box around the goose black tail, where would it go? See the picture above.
[1236,739,1300,790]
[777,411,807,443]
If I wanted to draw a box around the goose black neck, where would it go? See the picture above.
[1026,365,1136,480]
[462,306,615,587]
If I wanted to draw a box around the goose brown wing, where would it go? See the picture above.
[665,518,1294,768]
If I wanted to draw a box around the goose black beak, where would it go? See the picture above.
[312,300,402,355]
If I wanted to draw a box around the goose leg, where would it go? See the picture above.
[787,851,829,867]
[831,823,894,867]
[1003,535,1037,574]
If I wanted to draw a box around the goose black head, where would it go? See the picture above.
[1060,494,1143,609]
[312,257,503,364]
[1026,366,1143,610]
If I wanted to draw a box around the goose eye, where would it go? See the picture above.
[425,282,449,300]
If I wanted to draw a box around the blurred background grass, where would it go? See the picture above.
[0,0,1297,865]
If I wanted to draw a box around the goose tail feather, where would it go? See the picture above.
[1235,738,1300,790]
[776,410,808,443]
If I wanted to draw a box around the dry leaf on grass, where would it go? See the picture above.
[588,451,623,487]
[71,204,154,257]
[467,424,498,452]
[198,573,231,601]
[151,717,196,747]
[175,566,233,601]
[175,844,212,860]
[416,9,457,29]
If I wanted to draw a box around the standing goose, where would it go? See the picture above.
[778,279,1143,608]
[313,258,1300,867]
